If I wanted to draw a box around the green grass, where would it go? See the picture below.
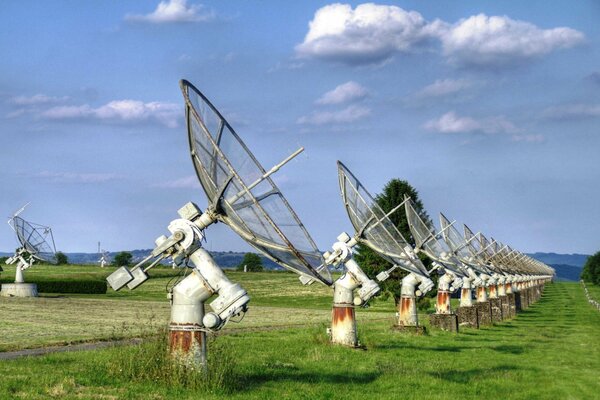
[0,265,394,351]
[584,282,600,302]
[0,282,598,399]
[1,264,396,310]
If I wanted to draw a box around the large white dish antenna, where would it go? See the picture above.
[440,213,491,276]
[9,215,56,264]
[181,80,331,285]
[337,161,429,278]
[405,199,465,277]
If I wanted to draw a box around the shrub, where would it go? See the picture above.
[417,297,432,311]
[236,253,264,272]
[55,252,68,265]
[0,278,107,294]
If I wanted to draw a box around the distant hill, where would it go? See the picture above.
[548,264,583,282]
[0,249,284,271]
[1,250,589,281]
[528,253,589,268]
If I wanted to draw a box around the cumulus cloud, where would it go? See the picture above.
[295,3,445,65]
[32,171,122,184]
[316,81,368,105]
[41,100,181,128]
[424,111,518,134]
[296,5,584,68]
[541,104,600,120]
[413,78,474,99]
[10,94,69,106]
[297,105,371,125]
[441,14,584,67]
[125,0,214,24]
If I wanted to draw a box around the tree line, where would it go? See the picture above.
[581,252,600,285]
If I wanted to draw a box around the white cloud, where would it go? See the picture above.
[424,111,518,134]
[10,94,69,106]
[441,14,584,67]
[316,81,368,105]
[414,79,473,99]
[125,0,214,24]
[297,105,371,125]
[296,6,583,68]
[295,3,445,65]
[542,104,600,120]
[33,171,121,184]
[42,100,181,128]
[154,175,200,189]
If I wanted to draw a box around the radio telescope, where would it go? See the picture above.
[1,204,56,297]
[330,162,433,340]
[439,214,491,307]
[97,242,110,268]
[404,198,467,330]
[107,80,332,367]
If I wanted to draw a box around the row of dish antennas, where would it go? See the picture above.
[402,202,554,328]
[106,80,554,367]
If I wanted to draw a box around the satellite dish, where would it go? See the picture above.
[405,201,465,278]
[1,204,57,297]
[438,213,494,309]
[107,79,330,367]
[404,198,468,320]
[326,161,433,334]
[182,80,331,286]
[98,243,110,268]
[337,162,430,279]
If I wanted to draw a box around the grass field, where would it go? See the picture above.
[1,265,599,399]
[585,281,600,301]
[0,265,394,351]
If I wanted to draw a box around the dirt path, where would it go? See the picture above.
[0,338,143,360]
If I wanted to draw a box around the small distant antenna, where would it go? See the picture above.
[2,205,56,297]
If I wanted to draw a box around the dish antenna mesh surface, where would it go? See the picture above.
[182,80,331,285]
[405,200,464,277]
[337,161,428,278]
[440,213,490,275]
[9,215,56,264]
[2,205,56,297]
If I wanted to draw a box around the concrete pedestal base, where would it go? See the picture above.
[514,292,522,312]
[169,329,206,367]
[456,306,479,329]
[499,296,511,319]
[521,289,530,309]
[532,287,541,303]
[429,313,459,332]
[331,306,359,347]
[392,324,427,335]
[506,293,516,318]
[0,283,38,297]
[489,298,503,322]
[475,302,492,326]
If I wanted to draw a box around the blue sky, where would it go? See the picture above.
[1,0,598,255]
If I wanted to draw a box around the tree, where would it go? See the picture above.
[236,253,264,272]
[114,251,133,267]
[55,252,68,265]
[581,251,600,285]
[354,178,433,307]
[0,257,8,265]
